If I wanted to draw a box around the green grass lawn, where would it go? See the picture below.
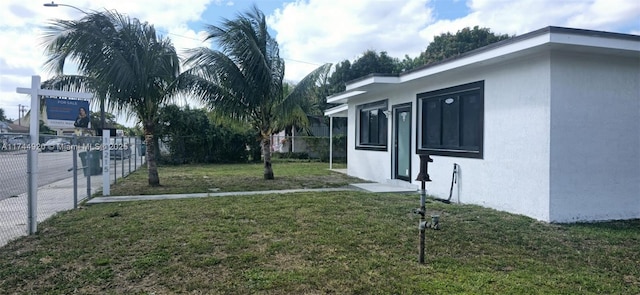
[1,162,638,294]
[108,161,358,196]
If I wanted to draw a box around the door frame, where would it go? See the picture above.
[392,103,412,181]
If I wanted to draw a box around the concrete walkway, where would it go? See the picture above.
[86,182,418,204]
[1,176,417,247]
[351,183,418,193]
[86,187,355,204]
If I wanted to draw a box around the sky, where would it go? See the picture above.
[1,0,638,126]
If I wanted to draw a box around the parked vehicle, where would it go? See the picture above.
[109,138,132,159]
[42,138,71,152]
[7,136,27,145]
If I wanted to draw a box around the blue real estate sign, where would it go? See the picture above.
[45,98,90,129]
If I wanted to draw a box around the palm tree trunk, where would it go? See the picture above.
[285,125,293,153]
[144,122,160,186]
[262,136,274,179]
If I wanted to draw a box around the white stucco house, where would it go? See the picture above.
[325,26,640,223]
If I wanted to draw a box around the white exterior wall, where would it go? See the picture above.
[549,52,640,222]
[346,94,393,182]
[348,53,554,221]
[411,54,553,221]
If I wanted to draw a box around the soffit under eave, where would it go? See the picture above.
[324,104,348,117]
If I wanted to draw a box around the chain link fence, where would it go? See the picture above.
[270,135,347,163]
[157,134,347,164]
[0,133,145,247]
[0,133,29,248]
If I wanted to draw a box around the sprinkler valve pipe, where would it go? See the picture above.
[415,154,433,264]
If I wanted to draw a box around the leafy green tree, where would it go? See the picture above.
[157,105,210,163]
[327,50,401,96]
[327,60,353,95]
[181,5,330,179]
[39,120,56,135]
[88,111,123,131]
[157,104,254,164]
[207,111,262,162]
[42,10,182,186]
[350,50,399,77]
[326,27,511,97]
[398,54,421,73]
[0,108,7,122]
[414,26,511,66]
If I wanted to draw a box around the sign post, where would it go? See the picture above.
[17,75,92,234]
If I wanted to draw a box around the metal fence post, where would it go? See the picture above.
[128,137,132,175]
[113,143,117,184]
[86,146,91,199]
[120,137,124,179]
[134,138,138,170]
[72,135,78,209]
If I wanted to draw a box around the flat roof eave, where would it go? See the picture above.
[326,26,640,105]
[324,104,348,117]
[326,90,367,104]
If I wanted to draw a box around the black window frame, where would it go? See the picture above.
[416,81,484,158]
[356,99,388,151]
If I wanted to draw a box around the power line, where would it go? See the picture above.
[283,58,323,66]
[156,29,203,42]
[156,29,324,66]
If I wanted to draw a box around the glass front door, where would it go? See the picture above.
[394,104,411,181]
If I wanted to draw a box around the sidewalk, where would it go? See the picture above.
[0,157,142,247]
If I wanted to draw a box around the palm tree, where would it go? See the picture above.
[42,10,180,186]
[274,66,332,152]
[181,5,330,179]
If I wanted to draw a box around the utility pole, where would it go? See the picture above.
[18,104,27,126]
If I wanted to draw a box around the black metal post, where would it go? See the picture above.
[415,154,433,264]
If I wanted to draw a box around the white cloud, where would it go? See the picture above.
[268,0,435,82]
[269,0,640,82]
[565,0,640,30]
[457,0,639,34]
[1,0,638,122]
[0,0,212,122]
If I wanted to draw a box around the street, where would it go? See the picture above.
[1,151,71,201]
[0,150,145,201]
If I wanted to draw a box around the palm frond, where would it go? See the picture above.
[182,4,284,129]
[273,63,332,132]
[42,9,181,126]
